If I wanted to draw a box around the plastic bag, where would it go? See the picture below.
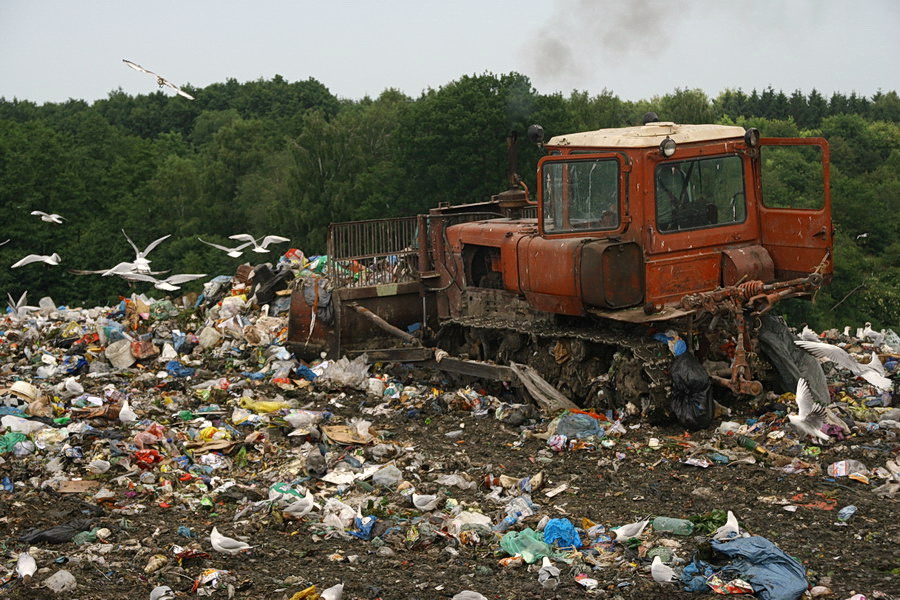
[669,352,713,430]
[499,528,551,564]
[543,518,582,549]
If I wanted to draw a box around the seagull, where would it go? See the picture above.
[16,551,37,583]
[861,322,885,346]
[856,232,868,240]
[118,398,138,424]
[123,59,195,100]
[867,352,886,378]
[787,378,831,443]
[320,583,344,600]
[800,325,819,342]
[30,210,65,223]
[537,556,560,590]
[282,489,319,518]
[611,518,649,541]
[11,253,61,268]
[7,291,40,320]
[117,230,171,273]
[650,555,676,583]
[198,237,254,258]
[712,510,743,540]
[210,526,253,554]
[228,234,291,253]
[120,272,207,291]
[0,239,9,246]
[794,340,893,391]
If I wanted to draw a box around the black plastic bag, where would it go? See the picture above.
[670,352,714,430]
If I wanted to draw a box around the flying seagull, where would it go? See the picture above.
[198,237,253,258]
[210,526,253,554]
[799,325,819,342]
[120,272,207,291]
[30,210,65,224]
[794,340,892,391]
[787,378,831,443]
[7,291,39,320]
[11,253,60,268]
[0,239,9,246]
[122,59,195,100]
[228,233,291,253]
[119,230,171,273]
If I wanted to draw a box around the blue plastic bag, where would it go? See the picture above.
[543,518,582,549]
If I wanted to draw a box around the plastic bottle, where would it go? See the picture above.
[735,434,769,455]
[652,516,695,535]
[492,513,520,533]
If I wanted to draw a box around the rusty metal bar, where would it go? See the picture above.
[346,302,421,345]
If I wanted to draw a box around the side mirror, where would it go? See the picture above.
[527,124,544,145]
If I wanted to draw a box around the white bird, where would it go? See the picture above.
[651,555,676,583]
[867,352,886,377]
[16,551,37,583]
[0,239,9,246]
[787,378,831,443]
[210,526,253,554]
[862,322,885,346]
[228,234,290,253]
[320,583,344,600]
[118,230,171,273]
[856,232,868,240]
[282,489,319,518]
[11,253,60,268]
[150,585,175,600]
[712,510,742,540]
[120,272,207,292]
[611,518,649,540]
[794,340,893,391]
[118,398,138,424]
[800,325,819,342]
[30,210,65,224]
[198,237,254,258]
[842,326,851,337]
[123,59,195,100]
[7,291,40,320]
[537,556,560,590]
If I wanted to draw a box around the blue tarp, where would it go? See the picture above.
[710,536,808,600]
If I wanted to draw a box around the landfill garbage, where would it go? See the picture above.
[0,260,895,599]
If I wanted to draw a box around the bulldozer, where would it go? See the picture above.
[286,119,832,414]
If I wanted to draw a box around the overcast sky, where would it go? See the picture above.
[1,0,897,105]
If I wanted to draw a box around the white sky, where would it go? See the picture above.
[1,0,897,104]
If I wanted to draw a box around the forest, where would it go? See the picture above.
[1,74,897,330]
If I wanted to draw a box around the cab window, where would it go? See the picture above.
[655,155,746,233]
[542,158,619,233]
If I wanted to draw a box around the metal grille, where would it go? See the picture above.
[327,216,419,288]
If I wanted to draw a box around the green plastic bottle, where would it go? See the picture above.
[652,516,694,536]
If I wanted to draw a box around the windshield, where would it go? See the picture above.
[542,158,619,233]
[655,154,746,233]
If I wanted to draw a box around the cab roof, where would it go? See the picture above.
[547,122,747,149]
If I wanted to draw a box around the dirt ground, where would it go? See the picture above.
[1,365,898,600]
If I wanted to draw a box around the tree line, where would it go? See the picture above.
[0,75,897,330]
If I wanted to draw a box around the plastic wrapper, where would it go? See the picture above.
[669,352,714,430]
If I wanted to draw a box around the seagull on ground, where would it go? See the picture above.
[30,210,65,223]
[118,398,138,424]
[800,325,819,342]
[210,526,253,554]
[198,237,254,258]
[120,272,206,291]
[861,322,885,346]
[11,253,60,268]
[611,518,649,541]
[787,378,831,443]
[794,340,892,391]
[7,291,39,320]
[123,59,195,100]
[712,510,744,540]
[228,233,290,253]
[650,555,676,583]
[283,489,320,518]
[16,551,37,583]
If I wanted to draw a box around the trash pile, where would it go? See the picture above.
[1,261,898,599]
